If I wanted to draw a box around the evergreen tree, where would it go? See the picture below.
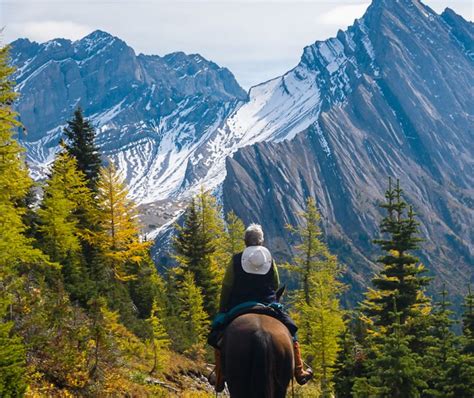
[442,287,474,398]
[63,107,102,190]
[224,211,245,257]
[333,321,366,398]
[361,178,431,330]
[287,197,345,396]
[421,287,459,397]
[129,258,167,321]
[173,197,220,317]
[353,302,427,398]
[461,285,474,354]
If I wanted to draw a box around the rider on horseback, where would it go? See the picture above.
[209,223,313,392]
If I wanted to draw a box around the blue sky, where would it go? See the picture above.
[1,0,472,89]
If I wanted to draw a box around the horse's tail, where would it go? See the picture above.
[251,330,276,398]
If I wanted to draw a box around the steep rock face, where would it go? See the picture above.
[223,0,473,302]
[10,30,247,202]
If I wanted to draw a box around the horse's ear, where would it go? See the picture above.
[276,285,286,302]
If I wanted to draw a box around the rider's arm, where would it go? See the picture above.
[219,260,234,312]
[272,261,280,289]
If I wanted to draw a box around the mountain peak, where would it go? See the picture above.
[75,29,129,56]
[81,29,116,42]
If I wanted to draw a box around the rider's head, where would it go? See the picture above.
[244,224,264,247]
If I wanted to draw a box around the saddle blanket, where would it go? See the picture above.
[211,301,284,329]
[208,301,296,348]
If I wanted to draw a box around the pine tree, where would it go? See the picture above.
[173,197,220,317]
[224,211,245,257]
[177,272,209,358]
[287,197,345,396]
[361,178,431,330]
[63,107,102,190]
[95,162,151,282]
[353,301,427,398]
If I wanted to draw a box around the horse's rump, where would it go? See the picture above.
[223,313,294,398]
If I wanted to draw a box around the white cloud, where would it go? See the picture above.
[1,1,471,89]
[8,21,92,42]
[319,3,371,27]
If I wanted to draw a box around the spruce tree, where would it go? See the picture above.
[421,287,459,397]
[461,285,474,354]
[333,321,366,398]
[361,178,431,329]
[173,197,220,317]
[353,301,427,398]
[442,287,474,398]
[63,107,102,190]
[287,197,345,396]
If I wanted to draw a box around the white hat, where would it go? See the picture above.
[241,246,272,275]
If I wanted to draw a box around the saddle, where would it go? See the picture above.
[208,301,286,348]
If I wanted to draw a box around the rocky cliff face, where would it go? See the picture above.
[10,0,473,303]
[222,0,473,302]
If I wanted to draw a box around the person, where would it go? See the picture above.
[210,223,313,392]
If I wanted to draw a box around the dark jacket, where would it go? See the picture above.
[219,250,279,313]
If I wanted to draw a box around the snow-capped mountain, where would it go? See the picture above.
[10,30,247,203]
[9,0,473,303]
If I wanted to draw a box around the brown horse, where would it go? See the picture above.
[222,313,294,398]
